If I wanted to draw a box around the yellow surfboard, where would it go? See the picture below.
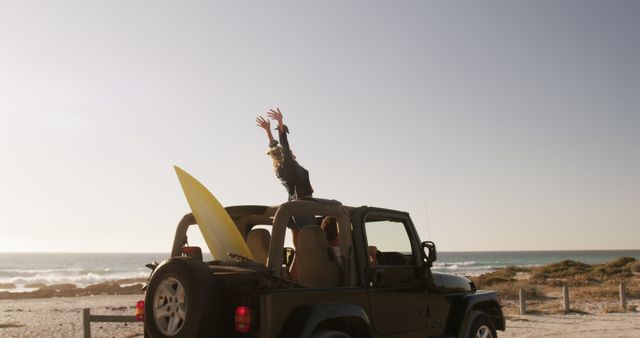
[174,166,253,260]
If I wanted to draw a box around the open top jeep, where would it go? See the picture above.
[144,198,505,338]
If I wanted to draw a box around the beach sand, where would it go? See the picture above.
[1,294,639,337]
[503,313,640,338]
[0,294,144,338]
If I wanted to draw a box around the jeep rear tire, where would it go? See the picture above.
[144,257,218,338]
[311,330,352,338]
[467,311,497,338]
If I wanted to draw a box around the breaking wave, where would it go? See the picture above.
[0,267,149,291]
[0,253,164,292]
[431,261,496,276]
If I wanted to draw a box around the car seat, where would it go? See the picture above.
[293,225,341,287]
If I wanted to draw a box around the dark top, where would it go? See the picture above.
[270,125,314,201]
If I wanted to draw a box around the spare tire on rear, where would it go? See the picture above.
[144,257,218,338]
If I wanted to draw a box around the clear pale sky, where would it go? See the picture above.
[1,1,638,252]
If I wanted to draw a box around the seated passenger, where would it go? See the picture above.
[320,216,340,258]
[321,216,379,266]
[368,245,379,266]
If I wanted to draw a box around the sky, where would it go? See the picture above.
[0,1,638,252]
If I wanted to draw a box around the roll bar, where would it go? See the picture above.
[171,213,196,257]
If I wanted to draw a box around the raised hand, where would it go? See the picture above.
[256,116,270,130]
[267,108,284,133]
[267,108,283,125]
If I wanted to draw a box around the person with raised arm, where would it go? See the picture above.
[256,108,315,252]
[256,108,314,201]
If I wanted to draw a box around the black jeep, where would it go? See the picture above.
[143,199,505,337]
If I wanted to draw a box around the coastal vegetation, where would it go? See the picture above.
[0,280,145,300]
[472,257,640,315]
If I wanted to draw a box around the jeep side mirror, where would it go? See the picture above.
[421,241,437,264]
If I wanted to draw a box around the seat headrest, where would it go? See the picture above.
[247,228,270,265]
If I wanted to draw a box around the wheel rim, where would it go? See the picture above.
[475,324,494,338]
[153,276,187,336]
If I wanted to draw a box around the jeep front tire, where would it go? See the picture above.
[466,310,497,338]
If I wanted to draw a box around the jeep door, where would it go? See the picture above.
[362,210,428,337]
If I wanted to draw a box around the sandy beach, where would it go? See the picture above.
[503,312,640,338]
[1,294,638,337]
[0,294,144,338]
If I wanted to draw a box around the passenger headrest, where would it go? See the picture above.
[247,228,270,265]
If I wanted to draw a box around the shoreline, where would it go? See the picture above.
[1,256,638,303]
[0,278,146,300]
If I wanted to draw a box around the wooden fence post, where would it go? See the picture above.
[519,288,527,315]
[563,286,570,313]
[83,308,91,338]
[620,283,627,312]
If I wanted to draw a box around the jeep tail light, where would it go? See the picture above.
[182,246,203,260]
[135,300,145,321]
[235,306,251,333]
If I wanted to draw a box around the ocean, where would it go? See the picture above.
[1,250,639,292]
[431,250,640,276]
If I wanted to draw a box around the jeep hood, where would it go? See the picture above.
[431,272,475,293]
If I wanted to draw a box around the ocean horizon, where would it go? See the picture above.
[1,250,639,292]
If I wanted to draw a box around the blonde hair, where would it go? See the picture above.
[266,146,284,170]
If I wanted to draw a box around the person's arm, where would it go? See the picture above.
[256,116,277,147]
[267,108,290,150]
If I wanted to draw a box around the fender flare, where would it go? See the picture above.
[445,291,505,336]
[278,303,372,338]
